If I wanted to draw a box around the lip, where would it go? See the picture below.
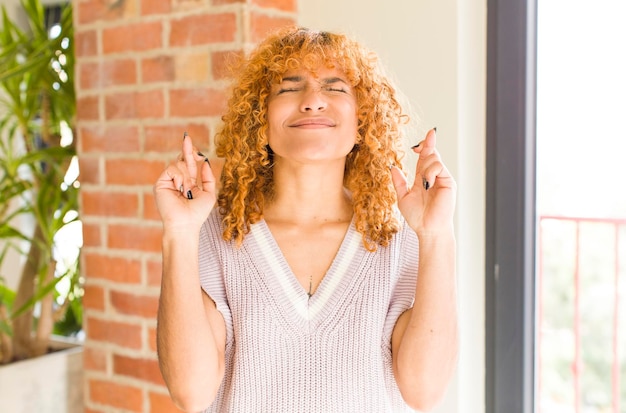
[288,117,336,128]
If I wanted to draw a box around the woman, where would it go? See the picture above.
[154,27,458,412]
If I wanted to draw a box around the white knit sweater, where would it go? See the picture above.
[198,209,419,412]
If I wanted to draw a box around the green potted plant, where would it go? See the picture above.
[0,0,81,373]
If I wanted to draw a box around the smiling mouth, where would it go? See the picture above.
[289,118,336,127]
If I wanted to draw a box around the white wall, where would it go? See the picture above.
[297,1,486,412]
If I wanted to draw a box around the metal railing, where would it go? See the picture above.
[538,215,625,413]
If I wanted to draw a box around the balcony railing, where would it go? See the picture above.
[538,215,625,413]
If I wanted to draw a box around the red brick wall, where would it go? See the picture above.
[73,1,296,411]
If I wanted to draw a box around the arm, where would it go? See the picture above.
[390,128,459,411]
[157,232,226,412]
[154,134,225,412]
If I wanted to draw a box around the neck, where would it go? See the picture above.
[264,159,353,225]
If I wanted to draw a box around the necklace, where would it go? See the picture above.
[308,274,313,299]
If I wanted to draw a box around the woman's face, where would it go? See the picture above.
[266,65,358,165]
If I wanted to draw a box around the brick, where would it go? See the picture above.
[107,223,163,252]
[211,50,241,80]
[81,190,140,218]
[148,325,158,352]
[146,259,162,288]
[83,346,108,372]
[143,192,160,221]
[174,51,210,83]
[76,95,99,120]
[110,290,159,318]
[250,12,295,42]
[104,90,165,120]
[88,378,143,412]
[103,92,133,119]
[80,125,141,153]
[84,253,142,284]
[170,13,237,47]
[77,0,137,25]
[74,29,98,57]
[78,156,102,185]
[253,0,297,11]
[86,316,142,349]
[144,124,210,153]
[141,0,171,15]
[105,158,164,185]
[113,354,164,385]
[77,1,119,25]
[79,62,99,90]
[169,87,226,117]
[142,56,175,83]
[83,283,106,311]
[100,58,138,88]
[103,22,162,54]
[149,391,183,413]
[137,89,166,118]
[81,222,102,247]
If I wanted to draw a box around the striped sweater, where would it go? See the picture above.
[198,209,419,412]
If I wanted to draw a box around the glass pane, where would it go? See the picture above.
[536,1,626,413]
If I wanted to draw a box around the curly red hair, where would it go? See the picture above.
[215,26,410,251]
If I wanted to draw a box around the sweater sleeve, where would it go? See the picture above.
[198,210,234,345]
[382,218,419,347]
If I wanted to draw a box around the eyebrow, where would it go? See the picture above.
[280,76,304,83]
[279,76,348,85]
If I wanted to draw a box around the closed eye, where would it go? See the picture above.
[325,87,347,93]
[277,88,300,94]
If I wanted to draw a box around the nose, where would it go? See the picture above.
[300,88,327,112]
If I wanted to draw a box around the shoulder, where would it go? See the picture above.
[199,208,228,256]
[392,208,418,247]
[389,209,419,269]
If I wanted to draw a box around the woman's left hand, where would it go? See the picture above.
[391,128,457,236]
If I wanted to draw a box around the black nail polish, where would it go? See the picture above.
[183,131,188,139]
[433,127,437,133]
[205,157,211,166]
[422,177,430,190]
[411,143,421,149]
[187,190,193,200]
[197,151,205,157]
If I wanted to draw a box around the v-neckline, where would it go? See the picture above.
[248,217,363,324]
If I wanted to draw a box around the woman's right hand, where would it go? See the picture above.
[154,133,217,233]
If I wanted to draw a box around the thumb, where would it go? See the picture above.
[390,165,410,199]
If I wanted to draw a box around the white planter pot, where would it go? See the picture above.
[0,337,83,413]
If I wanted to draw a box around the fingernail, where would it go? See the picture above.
[205,157,211,166]
[183,131,188,139]
[197,151,205,157]
[433,126,437,133]
[411,142,421,149]
[187,190,193,200]
[179,184,184,193]
[422,177,430,191]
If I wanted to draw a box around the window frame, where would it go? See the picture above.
[485,0,538,412]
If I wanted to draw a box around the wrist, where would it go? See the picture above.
[162,227,202,246]
[414,224,455,242]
